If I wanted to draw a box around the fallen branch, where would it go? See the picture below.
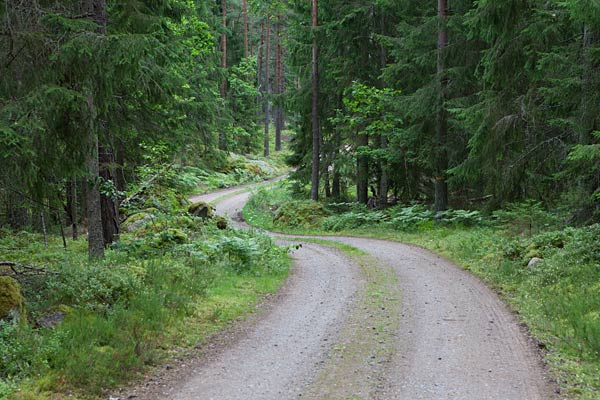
[0,261,57,276]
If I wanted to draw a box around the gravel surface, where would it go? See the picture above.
[324,236,556,400]
[120,180,558,400]
[170,242,362,400]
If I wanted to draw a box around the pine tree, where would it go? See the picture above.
[310,0,320,200]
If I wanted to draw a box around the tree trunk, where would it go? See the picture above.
[86,0,106,259]
[221,0,227,95]
[91,0,106,30]
[68,178,78,240]
[332,125,341,199]
[357,133,369,204]
[257,20,265,119]
[581,25,598,145]
[332,168,341,199]
[378,135,388,207]
[435,0,449,213]
[219,0,227,150]
[243,0,248,62]
[378,10,388,208]
[99,143,119,246]
[310,0,320,201]
[275,15,284,151]
[324,168,331,198]
[264,16,271,157]
[86,106,104,259]
[115,140,126,191]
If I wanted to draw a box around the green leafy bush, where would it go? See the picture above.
[387,204,436,230]
[440,209,484,226]
[322,210,387,231]
[0,321,63,387]
[44,262,145,313]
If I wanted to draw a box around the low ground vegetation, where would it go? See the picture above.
[0,170,289,400]
[244,183,600,399]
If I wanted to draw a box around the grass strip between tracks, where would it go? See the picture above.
[283,238,402,399]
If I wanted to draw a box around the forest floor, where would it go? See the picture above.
[121,180,559,400]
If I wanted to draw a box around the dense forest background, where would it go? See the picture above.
[2,0,600,249]
[287,0,600,219]
[2,1,600,398]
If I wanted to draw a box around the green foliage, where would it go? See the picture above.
[45,263,144,314]
[322,209,388,231]
[386,204,436,230]
[0,175,289,399]
[246,183,486,232]
[0,225,288,397]
[0,321,62,384]
[321,204,484,232]
[492,200,562,235]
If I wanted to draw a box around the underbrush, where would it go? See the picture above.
[244,182,484,233]
[0,183,289,399]
[243,183,600,399]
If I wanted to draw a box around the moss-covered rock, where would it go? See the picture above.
[122,212,155,233]
[153,228,189,247]
[0,276,24,322]
[188,201,215,218]
[215,216,228,230]
[174,215,197,230]
[274,200,328,227]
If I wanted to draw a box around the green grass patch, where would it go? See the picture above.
[243,182,600,399]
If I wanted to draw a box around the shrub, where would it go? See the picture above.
[493,200,562,235]
[440,209,484,226]
[322,210,387,231]
[387,204,436,230]
[44,262,145,313]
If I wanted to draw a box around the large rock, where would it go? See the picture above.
[121,211,155,233]
[0,276,24,322]
[188,201,215,218]
[527,257,543,269]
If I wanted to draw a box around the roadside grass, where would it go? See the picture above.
[0,221,290,400]
[243,183,600,399]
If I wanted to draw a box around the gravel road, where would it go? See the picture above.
[124,180,557,400]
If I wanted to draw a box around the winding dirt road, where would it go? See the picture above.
[127,181,558,399]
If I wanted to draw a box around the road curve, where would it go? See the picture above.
[125,180,558,399]
[171,242,362,400]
